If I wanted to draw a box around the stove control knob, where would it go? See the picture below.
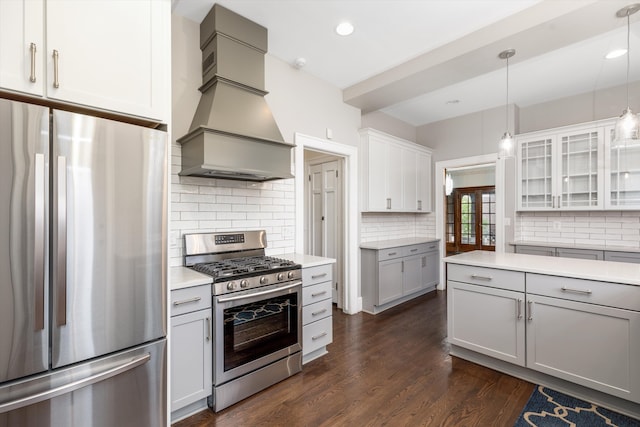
[227,282,237,290]
[288,271,295,279]
[260,276,268,285]
[277,273,285,281]
[240,280,249,288]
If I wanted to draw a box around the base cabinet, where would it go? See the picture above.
[170,284,212,420]
[362,242,440,314]
[447,261,640,406]
[302,263,333,364]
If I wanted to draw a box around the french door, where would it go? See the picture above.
[446,186,496,255]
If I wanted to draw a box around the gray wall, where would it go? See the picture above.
[361,111,417,142]
[416,104,518,162]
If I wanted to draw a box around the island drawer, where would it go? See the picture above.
[170,284,211,317]
[447,264,525,292]
[302,264,332,287]
[527,274,640,312]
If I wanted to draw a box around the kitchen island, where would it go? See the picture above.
[444,251,640,419]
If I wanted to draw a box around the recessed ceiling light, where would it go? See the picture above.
[606,48,627,59]
[335,22,354,36]
[446,99,460,104]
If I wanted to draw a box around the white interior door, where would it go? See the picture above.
[307,159,343,306]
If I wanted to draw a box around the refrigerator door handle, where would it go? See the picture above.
[34,153,46,330]
[0,353,150,414]
[56,155,67,326]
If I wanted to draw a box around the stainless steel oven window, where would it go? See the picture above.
[213,284,302,385]
[223,292,299,371]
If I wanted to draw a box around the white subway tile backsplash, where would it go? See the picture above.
[169,152,296,266]
[360,213,436,243]
[516,211,640,248]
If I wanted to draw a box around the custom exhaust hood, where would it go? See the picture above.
[177,4,294,181]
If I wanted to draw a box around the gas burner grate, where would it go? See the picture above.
[192,256,298,279]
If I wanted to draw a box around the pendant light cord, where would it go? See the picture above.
[627,11,631,108]
[505,55,510,133]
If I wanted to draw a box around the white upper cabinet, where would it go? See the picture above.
[517,122,607,211]
[604,125,640,209]
[0,0,44,96]
[360,128,432,213]
[0,0,169,122]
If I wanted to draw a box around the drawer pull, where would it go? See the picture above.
[312,308,328,316]
[410,248,418,252]
[312,332,328,341]
[311,273,327,279]
[470,274,492,281]
[428,245,436,249]
[516,298,523,319]
[527,300,533,321]
[173,296,202,306]
[561,286,592,295]
[388,252,397,256]
[311,291,327,297]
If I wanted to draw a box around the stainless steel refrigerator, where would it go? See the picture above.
[0,99,167,426]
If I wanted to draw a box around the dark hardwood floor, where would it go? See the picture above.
[174,291,534,427]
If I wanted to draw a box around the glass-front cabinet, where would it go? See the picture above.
[605,125,640,209]
[517,123,605,211]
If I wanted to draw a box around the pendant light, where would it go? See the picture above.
[613,4,640,143]
[498,49,516,158]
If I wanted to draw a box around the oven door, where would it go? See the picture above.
[213,281,302,385]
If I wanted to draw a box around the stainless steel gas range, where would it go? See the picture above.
[184,230,302,412]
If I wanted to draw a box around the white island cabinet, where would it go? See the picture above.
[169,268,213,423]
[0,0,169,122]
[445,251,640,419]
[281,254,336,364]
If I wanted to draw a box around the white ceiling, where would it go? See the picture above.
[171,0,640,126]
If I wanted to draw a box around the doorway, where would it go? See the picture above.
[305,153,344,307]
[294,133,360,315]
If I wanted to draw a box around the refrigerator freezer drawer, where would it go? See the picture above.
[0,339,166,427]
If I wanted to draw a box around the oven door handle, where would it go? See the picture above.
[217,281,302,303]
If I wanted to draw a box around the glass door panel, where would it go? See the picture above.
[519,137,554,209]
[560,131,599,208]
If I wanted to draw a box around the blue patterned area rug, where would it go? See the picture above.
[514,386,640,426]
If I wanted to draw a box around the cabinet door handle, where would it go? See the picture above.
[561,286,592,295]
[417,200,422,210]
[401,260,404,273]
[386,198,391,209]
[516,298,523,319]
[30,43,37,83]
[312,308,328,316]
[311,273,327,279]
[206,316,211,342]
[422,256,426,267]
[53,49,60,88]
[173,296,202,306]
[312,332,328,341]
[527,300,533,321]
[470,274,492,281]
[311,291,327,297]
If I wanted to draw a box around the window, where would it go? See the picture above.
[446,186,495,255]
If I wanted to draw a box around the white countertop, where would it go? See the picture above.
[360,237,440,250]
[170,266,213,291]
[444,250,640,286]
[510,240,640,253]
[280,253,336,268]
